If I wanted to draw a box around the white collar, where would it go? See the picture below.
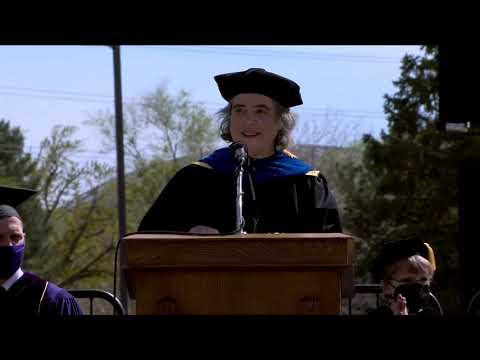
[1,268,24,290]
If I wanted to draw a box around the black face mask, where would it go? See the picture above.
[392,282,431,314]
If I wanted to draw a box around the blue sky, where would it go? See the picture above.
[0,45,422,165]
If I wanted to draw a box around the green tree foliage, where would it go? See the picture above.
[143,88,218,163]
[26,125,116,289]
[335,45,479,312]
[87,86,220,233]
[0,119,46,264]
[1,121,116,290]
[88,86,219,170]
[0,119,39,187]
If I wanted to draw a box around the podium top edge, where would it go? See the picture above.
[123,232,352,241]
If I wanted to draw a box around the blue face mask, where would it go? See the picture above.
[0,243,25,278]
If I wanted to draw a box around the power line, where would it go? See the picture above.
[0,91,112,104]
[1,89,386,118]
[0,149,114,161]
[0,85,113,99]
[197,45,404,60]
[132,45,405,64]
[0,144,116,157]
[0,83,388,117]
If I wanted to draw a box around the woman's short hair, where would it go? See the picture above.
[216,100,297,151]
[385,255,435,283]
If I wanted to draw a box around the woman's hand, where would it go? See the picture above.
[391,294,409,315]
[188,225,220,234]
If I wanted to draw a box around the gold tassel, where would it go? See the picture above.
[424,242,436,271]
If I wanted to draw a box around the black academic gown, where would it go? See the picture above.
[0,272,83,316]
[138,150,342,234]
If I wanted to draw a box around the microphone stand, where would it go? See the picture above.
[231,143,247,234]
[234,154,246,234]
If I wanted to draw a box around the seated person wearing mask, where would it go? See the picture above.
[0,185,83,316]
[370,236,442,316]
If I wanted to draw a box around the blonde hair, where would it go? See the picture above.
[385,255,435,283]
[217,100,297,151]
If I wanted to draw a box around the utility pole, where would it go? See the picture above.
[111,45,128,312]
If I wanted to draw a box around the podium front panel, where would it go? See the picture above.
[135,269,341,315]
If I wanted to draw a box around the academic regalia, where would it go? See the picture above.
[138,147,342,234]
[139,68,341,233]
[0,272,83,316]
[0,185,83,316]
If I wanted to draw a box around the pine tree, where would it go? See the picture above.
[337,46,478,313]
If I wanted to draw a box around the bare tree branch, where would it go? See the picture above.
[58,244,115,288]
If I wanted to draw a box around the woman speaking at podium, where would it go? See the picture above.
[138,68,342,235]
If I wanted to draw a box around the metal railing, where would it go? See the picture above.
[68,285,449,316]
[467,290,480,315]
[68,289,126,315]
[348,284,383,315]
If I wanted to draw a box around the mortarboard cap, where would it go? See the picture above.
[371,237,436,281]
[214,68,303,108]
[0,185,38,220]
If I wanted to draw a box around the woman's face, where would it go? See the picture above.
[229,93,281,159]
[383,261,431,297]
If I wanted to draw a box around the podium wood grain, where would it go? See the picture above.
[124,233,353,315]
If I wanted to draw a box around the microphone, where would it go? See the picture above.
[229,142,248,164]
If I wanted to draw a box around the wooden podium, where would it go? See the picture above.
[124,232,353,315]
